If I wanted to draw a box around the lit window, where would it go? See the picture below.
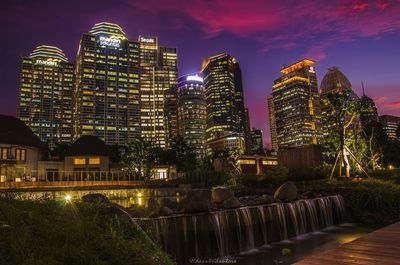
[89,157,100,165]
[74,157,86,165]
[239,159,256,165]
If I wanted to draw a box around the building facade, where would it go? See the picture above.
[379,115,400,140]
[267,96,278,152]
[19,45,74,149]
[270,59,322,149]
[74,22,141,145]
[202,53,248,153]
[177,74,207,157]
[250,128,264,154]
[138,36,178,148]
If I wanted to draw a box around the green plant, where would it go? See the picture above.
[0,199,175,265]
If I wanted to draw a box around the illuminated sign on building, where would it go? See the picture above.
[309,66,316,73]
[99,36,121,48]
[35,59,58,67]
[140,37,156,43]
[186,75,203,82]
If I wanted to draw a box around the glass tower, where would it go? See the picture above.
[270,59,322,149]
[18,45,74,149]
[177,74,207,157]
[201,53,248,151]
[74,22,140,145]
[138,36,178,148]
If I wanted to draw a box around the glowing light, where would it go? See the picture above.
[65,194,72,202]
[186,74,203,82]
[137,193,142,198]
[35,59,58,67]
[140,37,155,43]
[99,36,121,48]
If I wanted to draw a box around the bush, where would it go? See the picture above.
[239,166,289,189]
[288,164,330,181]
[0,199,175,265]
[298,178,400,223]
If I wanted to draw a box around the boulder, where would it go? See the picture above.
[274,181,298,202]
[127,204,146,217]
[211,188,234,204]
[146,197,160,217]
[178,189,211,213]
[261,194,274,204]
[81,193,110,204]
[159,206,174,216]
[221,196,242,209]
[160,198,178,210]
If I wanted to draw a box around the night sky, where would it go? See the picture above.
[1,0,400,146]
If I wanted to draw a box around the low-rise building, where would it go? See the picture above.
[0,115,46,182]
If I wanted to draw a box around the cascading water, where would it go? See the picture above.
[136,195,347,264]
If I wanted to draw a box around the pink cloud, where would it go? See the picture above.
[127,0,400,59]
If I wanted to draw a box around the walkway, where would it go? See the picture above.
[295,222,400,265]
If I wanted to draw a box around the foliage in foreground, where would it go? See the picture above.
[298,178,400,224]
[0,199,175,265]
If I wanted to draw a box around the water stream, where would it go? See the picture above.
[137,195,348,264]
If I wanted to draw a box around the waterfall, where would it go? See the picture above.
[137,195,346,263]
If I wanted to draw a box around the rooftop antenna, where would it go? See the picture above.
[362,81,366,96]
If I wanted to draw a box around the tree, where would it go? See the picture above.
[122,138,155,179]
[322,91,371,177]
[50,142,70,160]
[227,148,243,187]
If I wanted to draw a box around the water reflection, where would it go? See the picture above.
[1,187,186,208]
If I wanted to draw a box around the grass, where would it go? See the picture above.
[0,198,175,265]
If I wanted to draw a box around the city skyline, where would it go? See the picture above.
[1,0,400,147]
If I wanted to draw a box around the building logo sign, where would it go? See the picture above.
[35,59,58,67]
[140,37,156,43]
[186,74,203,82]
[99,36,121,48]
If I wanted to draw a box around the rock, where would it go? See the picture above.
[159,206,174,216]
[178,189,211,213]
[146,197,161,217]
[261,194,274,204]
[211,188,234,204]
[127,204,146,217]
[222,197,242,209]
[160,198,178,210]
[274,181,298,202]
[81,193,110,204]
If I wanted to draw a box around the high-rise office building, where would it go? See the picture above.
[379,115,400,140]
[201,53,247,152]
[74,22,140,145]
[18,45,74,149]
[250,128,264,154]
[359,84,378,125]
[267,96,278,152]
[319,67,359,140]
[177,74,207,157]
[138,36,178,148]
[270,59,322,149]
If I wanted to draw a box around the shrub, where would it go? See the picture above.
[0,199,175,265]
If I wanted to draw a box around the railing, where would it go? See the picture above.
[0,170,149,189]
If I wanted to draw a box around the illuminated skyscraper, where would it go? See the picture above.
[18,45,74,148]
[74,22,140,145]
[250,128,264,154]
[270,59,322,149]
[379,115,400,140]
[267,96,278,152]
[177,74,207,157]
[201,53,248,152]
[138,36,178,148]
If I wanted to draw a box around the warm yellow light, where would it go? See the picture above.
[65,194,72,202]
[137,193,142,198]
